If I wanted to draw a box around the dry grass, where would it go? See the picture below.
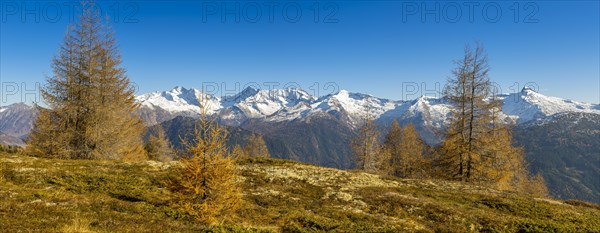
[1,154,599,232]
[61,217,96,233]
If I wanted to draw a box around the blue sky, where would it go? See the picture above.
[1,0,599,105]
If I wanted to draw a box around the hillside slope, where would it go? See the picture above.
[514,112,600,203]
[1,154,599,232]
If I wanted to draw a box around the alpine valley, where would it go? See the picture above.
[1,86,599,203]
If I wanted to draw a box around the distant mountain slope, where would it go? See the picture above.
[514,112,600,203]
[0,133,25,147]
[240,115,356,169]
[150,116,257,151]
[0,103,36,139]
[153,115,356,169]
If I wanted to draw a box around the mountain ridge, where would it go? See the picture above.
[136,86,600,127]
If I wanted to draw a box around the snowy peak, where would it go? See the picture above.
[315,90,399,120]
[225,87,314,104]
[223,86,259,103]
[500,88,600,123]
[521,86,536,93]
[251,88,315,106]
[136,86,221,114]
[398,96,452,128]
[166,86,202,105]
[227,88,316,118]
[345,91,402,119]
[0,102,34,113]
[137,86,320,122]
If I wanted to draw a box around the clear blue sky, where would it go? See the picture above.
[1,0,599,105]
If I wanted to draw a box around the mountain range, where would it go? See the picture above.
[1,86,598,203]
[137,86,598,132]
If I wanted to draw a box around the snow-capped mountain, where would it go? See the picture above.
[136,87,414,125]
[137,87,415,127]
[499,87,600,123]
[0,103,36,139]
[225,87,316,118]
[137,86,600,129]
[136,86,221,115]
[0,103,37,146]
[310,90,400,125]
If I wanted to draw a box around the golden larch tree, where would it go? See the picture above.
[438,43,545,194]
[399,124,429,178]
[383,120,403,176]
[170,101,241,226]
[439,43,496,182]
[145,127,175,162]
[351,106,385,173]
[384,121,429,178]
[243,134,270,158]
[231,144,246,159]
[523,173,549,197]
[26,1,144,160]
